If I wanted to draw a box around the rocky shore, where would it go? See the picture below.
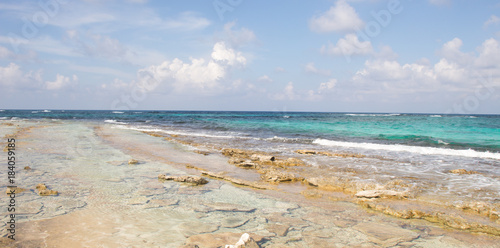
[1,120,499,247]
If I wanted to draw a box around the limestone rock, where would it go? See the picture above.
[204,202,256,212]
[225,233,261,248]
[158,174,208,185]
[183,232,263,248]
[250,154,275,162]
[194,150,211,156]
[24,166,32,170]
[266,224,290,236]
[35,183,58,196]
[222,217,250,228]
[201,171,275,190]
[128,159,139,164]
[449,169,478,175]
[355,190,408,199]
[36,183,47,191]
[38,189,59,196]
[229,157,258,169]
[222,148,249,157]
[261,168,296,182]
[353,222,419,247]
[5,187,26,194]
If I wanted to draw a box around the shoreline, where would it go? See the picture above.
[1,119,499,247]
[137,128,500,237]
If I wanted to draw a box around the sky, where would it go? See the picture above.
[0,0,499,113]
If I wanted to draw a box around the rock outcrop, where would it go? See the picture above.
[36,183,58,196]
[225,233,261,248]
[449,169,478,175]
[158,174,208,185]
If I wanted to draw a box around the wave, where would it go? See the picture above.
[116,125,249,140]
[104,120,128,125]
[430,115,442,118]
[43,110,51,113]
[313,138,500,160]
[0,110,4,112]
[346,113,400,117]
[112,111,124,114]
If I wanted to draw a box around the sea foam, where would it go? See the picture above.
[313,138,500,160]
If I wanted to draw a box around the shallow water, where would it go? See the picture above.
[1,119,500,247]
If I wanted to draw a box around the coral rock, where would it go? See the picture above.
[449,169,478,175]
[158,174,208,185]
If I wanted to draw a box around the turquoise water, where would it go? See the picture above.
[1,110,499,156]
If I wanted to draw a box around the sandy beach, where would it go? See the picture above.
[0,119,499,247]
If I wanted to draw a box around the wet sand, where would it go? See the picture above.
[1,120,500,247]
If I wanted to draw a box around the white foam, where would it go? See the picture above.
[313,138,500,160]
[430,115,442,118]
[116,125,248,140]
[43,110,51,113]
[112,111,124,114]
[104,120,128,125]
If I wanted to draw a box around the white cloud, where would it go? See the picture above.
[0,45,13,59]
[309,0,364,33]
[484,15,500,28]
[0,63,42,89]
[258,75,273,82]
[211,42,246,66]
[351,37,500,96]
[439,38,472,65]
[137,41,246,94]
[475,38,500,69]
[321,33,373,57]
[319,78,337,93]
[304,62,331,76]
[45,74,78,90]
[434,59,467,84]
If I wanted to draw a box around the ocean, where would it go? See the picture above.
[2,110,499,154]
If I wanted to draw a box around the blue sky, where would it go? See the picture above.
[1,0,499,113]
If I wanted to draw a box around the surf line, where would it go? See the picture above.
[6,137,17,240]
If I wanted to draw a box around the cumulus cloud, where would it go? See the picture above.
[351,37,500,96]
[309,0,364,33]
[304,62,331,76]
[136,41,246,94]
[484,15,500,28]
[45,74,78,90]
[0,63,42,89]
[321,33,373,57]
[211,42,246,66]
